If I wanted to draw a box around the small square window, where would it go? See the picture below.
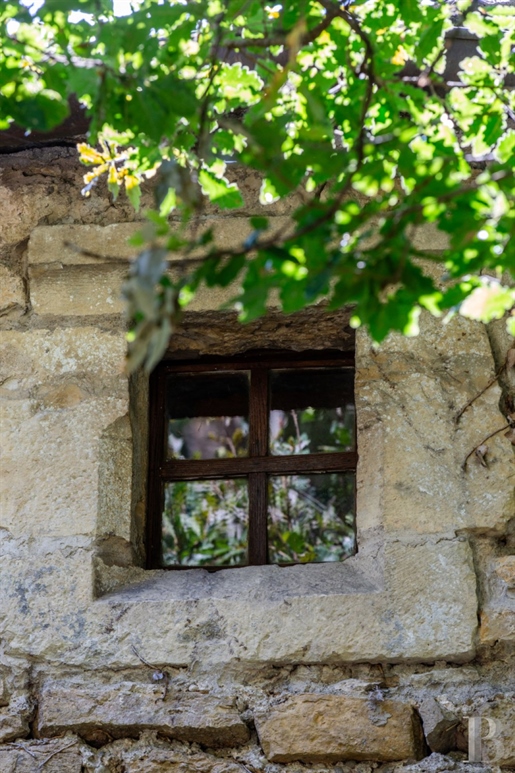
[147,351,357,569]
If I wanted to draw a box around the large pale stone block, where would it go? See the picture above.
[28,219,290,266]
[255,694,424,762]
[0,396,127,538]
[28,261,241,317]
[38,679,250,747]
[93,538,477,668]
[27,220,289,316]
[0,327,127,392]
[356,314,514,537]
[0,328,129,538]
[28,222,140,265]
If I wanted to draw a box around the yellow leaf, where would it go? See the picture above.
[77,143,106,165]
[108,164,119,185]
[83,163,108,183]
[391,46,408,66]
[125,174,139,190]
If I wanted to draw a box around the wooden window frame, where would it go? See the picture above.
[146,349,357,570]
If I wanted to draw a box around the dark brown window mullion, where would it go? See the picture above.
[248,367,269,565]
[146,365,168,569]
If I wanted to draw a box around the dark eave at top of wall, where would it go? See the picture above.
[0,28,512,154]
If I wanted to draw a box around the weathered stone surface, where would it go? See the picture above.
[475,697,515,767]
[28,219,292,266]
[168,307,354,357]
[356,314,514,537]
[0,708,29,742]
[38,680,250,747]
[0,264,25,317]
[417,697,459,753]
[255,694,424,762]
[0,327,127,393]
[91,537,477,667]
[28,260,243,316]
[96,736,248,773]
[29,263,126,316]
[27,220,290,316]
[0,396,128,538]
[395,752,492,773]
[0,534,95,659]
[0,328,128,538]
[0,738,82,773]
[28,223,140,265]
[480,555,515,645]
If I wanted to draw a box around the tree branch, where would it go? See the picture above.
[462,423,512,470]
[454,363,506,424]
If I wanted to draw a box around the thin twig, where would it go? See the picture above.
[454,363,506,424]
[222,11,339,52]
[131,644,170,701]
[39,741,78,770]
[11,744,38,760]
[62,241,208,267]
[131,644,157,669]
[462,423,512,470]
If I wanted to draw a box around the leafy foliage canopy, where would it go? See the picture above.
[2,0,515,367]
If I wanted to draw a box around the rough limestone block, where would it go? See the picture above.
[255,694,424,763]
[356,314,514,536]
[0,738,82,772]
[28,260,240,317]
[28,223,140,265]
[417,697,459,753]
[91,538,477,668]
[0,264,25,316]
[28,220,290,266]
[0,709,29,743]
[0,396,128,538]
[38,679,250,747]
[0,533,95,660]
[27,220,289,316]
[0,328,128,538]
[0,327,127,393]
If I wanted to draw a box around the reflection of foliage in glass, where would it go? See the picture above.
[270,406,354,455]
[268,473,355,564]
[162,403,355,567]
[162,479,248,566]
[168,417,249,460]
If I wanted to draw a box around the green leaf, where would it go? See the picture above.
[198,169,243,209]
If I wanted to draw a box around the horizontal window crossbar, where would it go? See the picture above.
[160,452,358,480]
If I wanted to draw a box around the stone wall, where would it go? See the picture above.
[0,147,514,773]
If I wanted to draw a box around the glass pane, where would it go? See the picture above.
[167,371,249,460]
[162,479,248,567]
[268,473,355,564]
[269,368,354,455]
